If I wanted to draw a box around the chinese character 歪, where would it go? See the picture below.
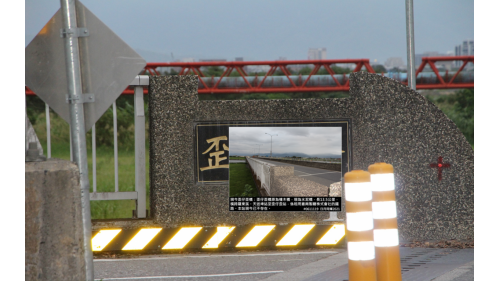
[200,135,229,171]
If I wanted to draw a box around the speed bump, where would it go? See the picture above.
[91,223,345,252]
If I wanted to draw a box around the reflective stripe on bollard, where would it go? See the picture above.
[345,170,377,281]
[369,162,402,281]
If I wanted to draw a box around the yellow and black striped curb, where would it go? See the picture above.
[92,223,346,252]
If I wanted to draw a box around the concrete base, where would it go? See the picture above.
[25,159,86,281]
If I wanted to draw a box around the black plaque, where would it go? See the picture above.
[196,124,230,183]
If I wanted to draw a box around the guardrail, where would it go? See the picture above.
[246,157,274,195]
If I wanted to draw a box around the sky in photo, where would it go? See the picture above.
[229,127,342,158]
[25,0,473,64]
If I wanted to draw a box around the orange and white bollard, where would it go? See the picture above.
[369,162,402,281]
[344,170,377,281]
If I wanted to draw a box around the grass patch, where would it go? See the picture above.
[425,89,473,146]
[48,146,151,219]
[31,110,150,219]
[229,156,246,160]
[229,163,258,197]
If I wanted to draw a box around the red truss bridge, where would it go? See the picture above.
[25,56,473,96]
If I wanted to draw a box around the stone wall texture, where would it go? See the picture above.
[25,159,86,281]
[149,72,473,241]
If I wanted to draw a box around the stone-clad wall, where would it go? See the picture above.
[149,72,473,241]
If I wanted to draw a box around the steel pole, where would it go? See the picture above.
[134,85,147,218]
[405,0,416,90]
[270,136,273,157]
[265,133,277,157]
[59,0,94,280]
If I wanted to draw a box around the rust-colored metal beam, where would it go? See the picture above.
[25,57,473,96]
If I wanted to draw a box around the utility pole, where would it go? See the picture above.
[59,0,94,279]
[265,133,278,157]
[254,144,263,156]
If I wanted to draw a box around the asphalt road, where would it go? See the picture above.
[93,250,347,281]
[93,248,474,281]
[257,159,342,187]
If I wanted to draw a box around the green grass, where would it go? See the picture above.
[48,145,151,219]
[229,156,246,160]
[229,163,258,197]
[32,111,150,220]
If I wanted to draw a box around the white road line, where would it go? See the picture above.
[94,251,339,262]
[297,171,341,177]
[94,270,284,280]
[294,170,311,175]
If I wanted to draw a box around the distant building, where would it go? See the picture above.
[308,48,326,60]
[455,39,473,67]
[278,57,287,61]
[384,57,405,70]
[235,57,244,61]
[415,51,440,66]
[415,51,453,70]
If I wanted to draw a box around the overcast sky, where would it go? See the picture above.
[25,0,473,64]
[229,127,341,157]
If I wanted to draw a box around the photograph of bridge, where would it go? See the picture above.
[229,126,342,198]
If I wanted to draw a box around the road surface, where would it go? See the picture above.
[93,248,474,281]
[257,158,342,187]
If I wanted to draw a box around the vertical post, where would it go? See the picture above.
[265,133,277,157]
[113,101,119,192]
[45,103,51,159]
[134,85,147,218]
[270,136,272,157]
[405,0,416,90]
[344,170,377,281]
[92,124,96,193]
[369,162,402,281]
[59,0,94,279]
[25,100,29,154]
[70,128,73,162]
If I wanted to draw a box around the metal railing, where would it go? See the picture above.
[38,75,148,218]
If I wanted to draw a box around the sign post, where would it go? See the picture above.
[59,0,94,279]
[26,0,146,278]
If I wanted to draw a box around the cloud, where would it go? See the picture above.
[229,126,342,157]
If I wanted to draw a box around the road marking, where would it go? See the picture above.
[94,270,284,280]
[297,171,341,177]
[94,251,339,262]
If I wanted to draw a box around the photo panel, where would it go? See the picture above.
[194,120,351,211]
